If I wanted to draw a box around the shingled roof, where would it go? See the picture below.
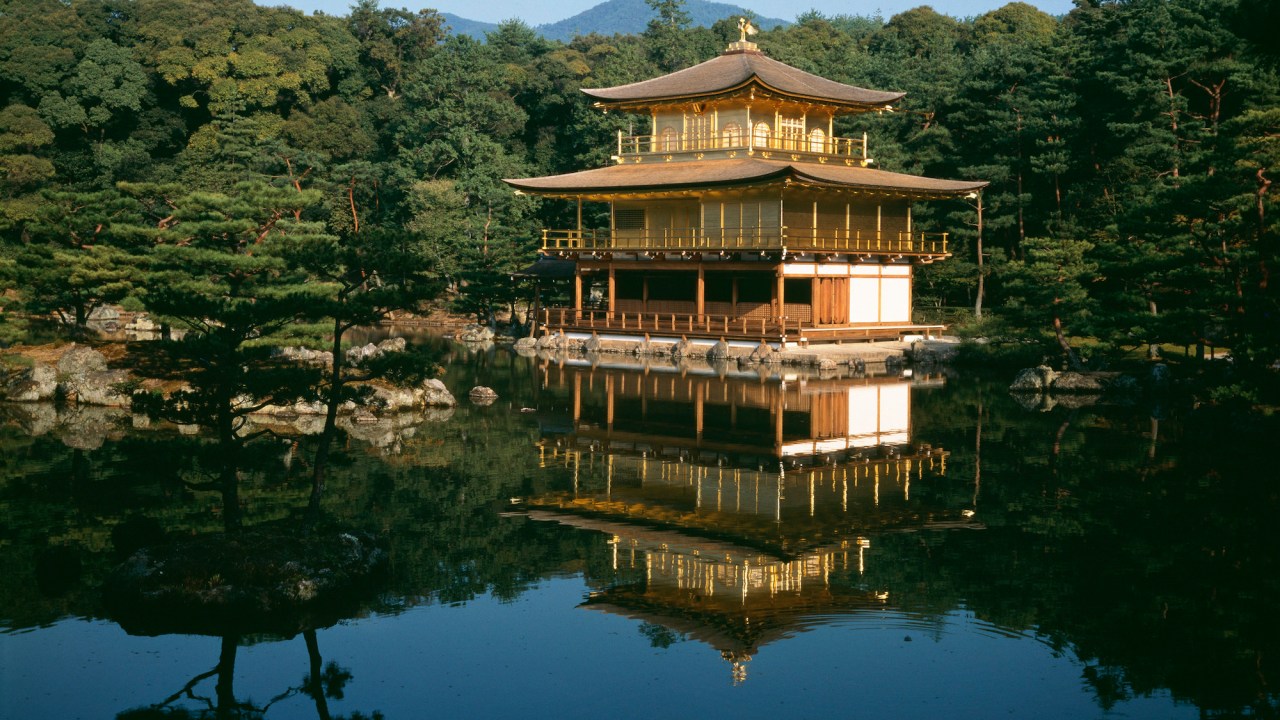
[582,49,904,111]
[505,158,987,199]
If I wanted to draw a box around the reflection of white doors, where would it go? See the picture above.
[847,383,910,446]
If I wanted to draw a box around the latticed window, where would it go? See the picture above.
[689,113,712,149]
[615,208,646,230]
[661,126,679,152]
[752,122,771,148]
[809,128,827,153]
[721,122,743,148]
[779,116,804,150]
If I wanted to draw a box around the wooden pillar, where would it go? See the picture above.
[608,264,616,313]
[696,264,705,317]
[731,275,739,317]
[812,275,821,327]
[573,372,581,424]
[606,375,614,430]
[574,268,583,320]
[642,273,649,313]
[774,391,784,450]
[695,390,704,441]
[775,266,786,320]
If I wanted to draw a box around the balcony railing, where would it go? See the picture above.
[541,228,949,255]
[618,130,868,160]
[543,308,801,340]
[540,308,947,342]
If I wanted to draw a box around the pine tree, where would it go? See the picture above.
[14,188,141,335]
[117,181,339,531]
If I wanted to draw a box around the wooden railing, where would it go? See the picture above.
[543,308,801,340]
[540,308,948,342]
[541,228,949,255]
[618,130,868,160]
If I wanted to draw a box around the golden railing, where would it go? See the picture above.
[541,228,949,255]
[618,130,868,160]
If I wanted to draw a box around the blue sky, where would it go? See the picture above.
[263,0,1076,27]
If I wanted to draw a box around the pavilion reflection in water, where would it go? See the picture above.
[520,360,977,683]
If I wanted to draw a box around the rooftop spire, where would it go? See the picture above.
[726,17,760,54]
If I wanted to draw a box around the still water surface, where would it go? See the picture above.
[2,338,1275,719]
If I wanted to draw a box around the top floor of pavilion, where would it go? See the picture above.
[584,29,903,167]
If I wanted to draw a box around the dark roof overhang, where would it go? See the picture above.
[505,158,988,201]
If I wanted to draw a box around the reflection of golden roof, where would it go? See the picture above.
[506,157,987,200]
[581,582,892,660]
[582,49,904,110]
[525,450,972,556]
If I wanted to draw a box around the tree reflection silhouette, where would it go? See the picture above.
[118,629,380,720]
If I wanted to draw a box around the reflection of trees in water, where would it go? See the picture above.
[4,373,1280,716]
[118,629,381,720]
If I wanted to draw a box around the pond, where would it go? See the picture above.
[1,337,1277,719]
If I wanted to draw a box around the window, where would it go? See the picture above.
[779,116,804,150]
[661,126,679,152]
[752,122,771,148]
[689,114,711,150]
[721,122,743,148]
[615,208,645,230]
[809,128,827,153]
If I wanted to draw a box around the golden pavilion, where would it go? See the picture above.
[506,25,986,347]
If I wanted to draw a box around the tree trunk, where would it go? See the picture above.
[217,381,242,535]
[308,317,348,533]
[215,635,239,719]
[304,630,333,720]
[974,194,985,320]
[1053,313,1083,370]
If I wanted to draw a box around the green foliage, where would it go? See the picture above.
[1001,236,1099,367]
[0,0,1274,385]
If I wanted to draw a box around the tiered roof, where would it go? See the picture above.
[507,157,987,199]
[582,48,904,111]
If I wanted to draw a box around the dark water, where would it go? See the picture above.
[1,338,1277,719]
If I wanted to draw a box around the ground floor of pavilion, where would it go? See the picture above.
[537,257,944,345]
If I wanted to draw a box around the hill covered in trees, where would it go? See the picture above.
[536,0,787,42]
[0,0,1276,395]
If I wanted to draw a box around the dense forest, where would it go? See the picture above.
[0,0,1277,394]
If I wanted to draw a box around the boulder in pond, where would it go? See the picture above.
[72,369,133,407]
[706,340,731,361]
[457,324,495,343]
[1050,372,1105,394]
[418,378,456,408]
[2,362,57,402]
[1010,365,1057,393]
[469,386,498,405]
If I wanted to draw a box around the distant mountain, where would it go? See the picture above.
[539,0,788,42]
[440,0,789,42]
[440,13,500,39]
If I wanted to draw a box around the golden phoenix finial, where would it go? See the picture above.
[737,17,758,43]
